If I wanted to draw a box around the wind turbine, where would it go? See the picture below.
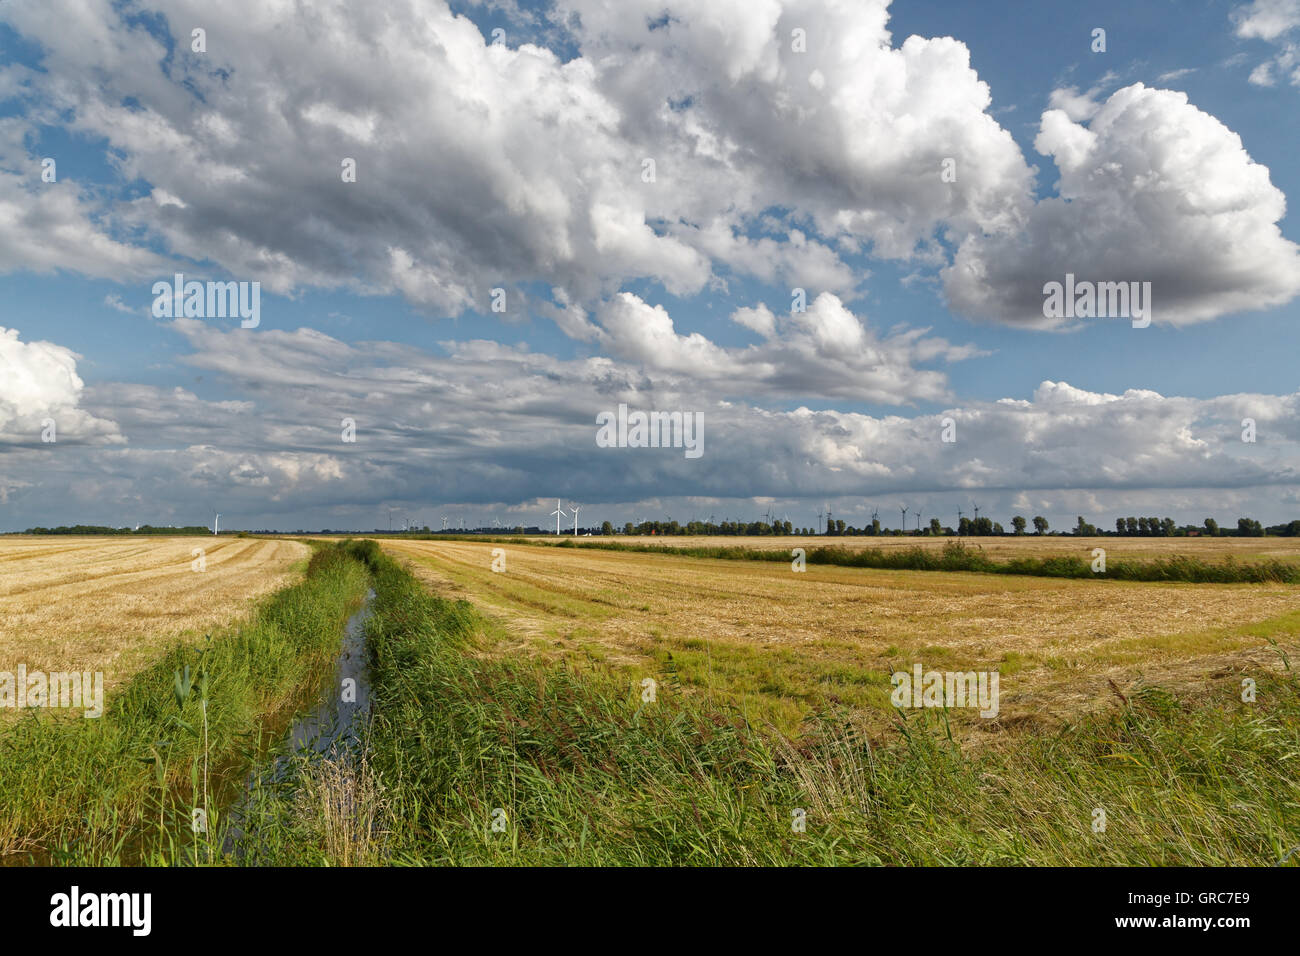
[441,515,448,531]
[916,509,923,534]
[900,505,908,532]
[551,500,567,535]
[571,503,581,534]
[972,502,981,524]
[957,508,963,529]
[213,513,221,535]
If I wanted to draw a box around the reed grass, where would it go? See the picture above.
[0,544,368,863]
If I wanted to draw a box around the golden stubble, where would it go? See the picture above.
[383,537,1300,731]
[512,534,1300,562]
[0,536,310,702]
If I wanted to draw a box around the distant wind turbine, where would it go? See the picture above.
[551,500,567,535]
[214,513,221,535]
[571,503,581,534]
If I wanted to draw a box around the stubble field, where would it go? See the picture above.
[383,536,1300,734]
[521,533,1300,562]
[0,536,310,706]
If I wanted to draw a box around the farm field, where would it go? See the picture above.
[383,537,1300,734]
[1,536,1296,868]
[0,536,310,707]
[510,533,1300,563]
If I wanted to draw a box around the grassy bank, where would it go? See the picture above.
[395,534,1300,584]
[0,542,368,863]
[359,545,1300,865]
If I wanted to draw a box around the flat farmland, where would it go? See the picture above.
[383,537,1300,734]
[516,533,1300,563]
[0,536,310,703]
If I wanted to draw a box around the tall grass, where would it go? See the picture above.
[0,543,369,863]
[361,546,1300,865]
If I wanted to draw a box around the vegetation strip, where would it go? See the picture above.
[0,543,368,863]
[394,534,1300,584]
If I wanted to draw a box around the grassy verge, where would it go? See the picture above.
[0,542,369,864]
[360,545,1300,865]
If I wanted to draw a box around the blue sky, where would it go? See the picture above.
[1,0,1298,532]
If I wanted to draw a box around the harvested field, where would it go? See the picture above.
[511,533,1300,563]
[0,536,310,703]
[383,537,1300,734]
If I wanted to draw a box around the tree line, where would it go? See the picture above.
[599,515,1300,538]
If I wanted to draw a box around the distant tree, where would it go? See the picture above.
[1116,517,1126,535]
[958,516,972,536]
[601,521,614,535]
[1137,517,1149,536]
[1238,517,1264,537]
[623,522,634,535]
[1160,517,1176,537]
[871,518,881,535]
[1012,515,1027,535]
[930,517,942,536]
[1033,516,1049,535]
[992,522,1005,535]
[1204,518,1219,537]
[1074,516,1095,536]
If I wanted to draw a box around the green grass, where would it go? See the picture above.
[0,542,369,864]
[356,544,1300,865]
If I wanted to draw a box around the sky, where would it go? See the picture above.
[1,0,1298,533]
